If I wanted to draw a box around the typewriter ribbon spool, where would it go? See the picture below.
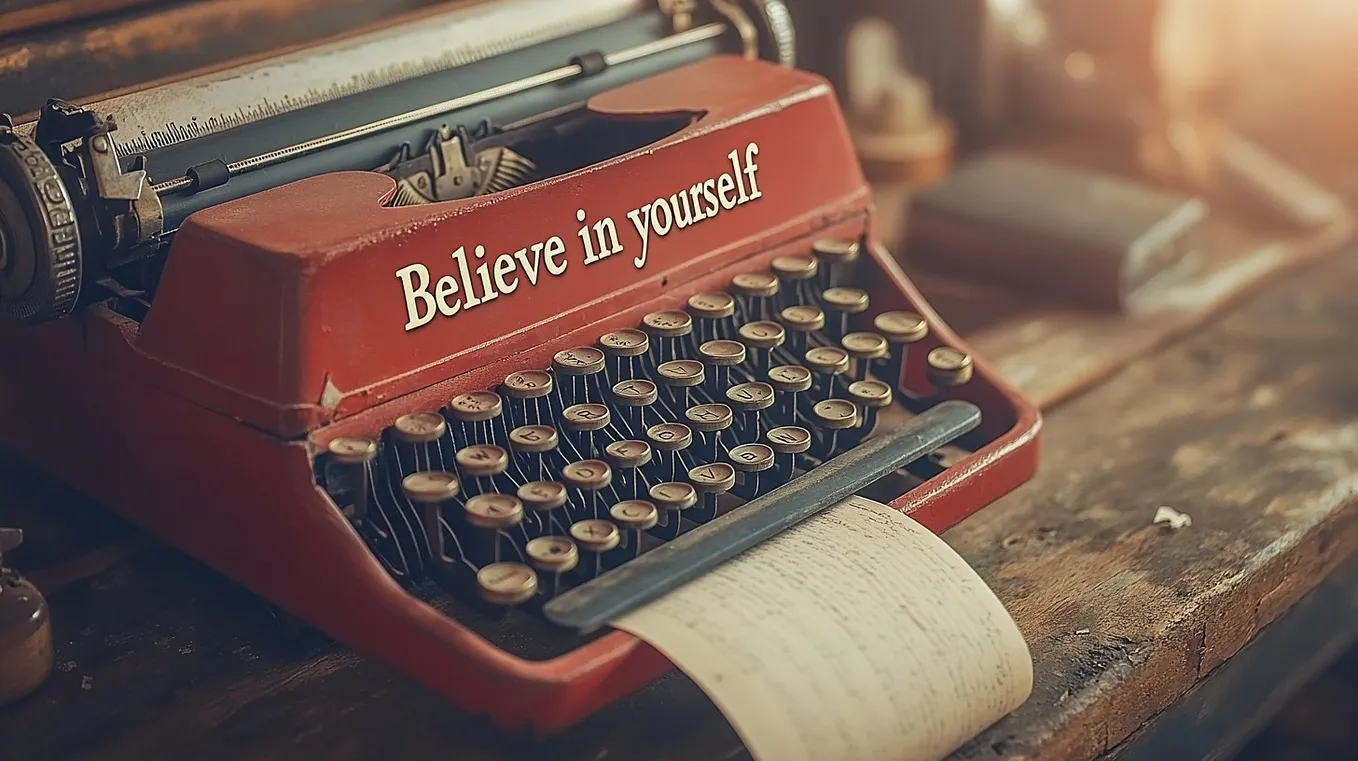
[0,0,1042,749]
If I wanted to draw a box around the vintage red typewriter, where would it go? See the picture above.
[0,0,1039,733]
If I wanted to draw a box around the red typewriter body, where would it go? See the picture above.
[0,57,1039,732]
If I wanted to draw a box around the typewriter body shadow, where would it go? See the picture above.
[0,0,1038,733]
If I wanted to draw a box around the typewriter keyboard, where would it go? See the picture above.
[316,240,983,647]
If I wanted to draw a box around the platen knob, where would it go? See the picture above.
[0,125,83,325]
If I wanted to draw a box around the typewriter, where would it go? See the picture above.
[0,0,1040,732]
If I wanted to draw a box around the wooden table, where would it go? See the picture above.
[2,244,1357,761]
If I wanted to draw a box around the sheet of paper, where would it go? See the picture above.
[612,496,1032,761]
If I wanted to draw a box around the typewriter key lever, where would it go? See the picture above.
[0,529,54,705]
[543,400,982,633]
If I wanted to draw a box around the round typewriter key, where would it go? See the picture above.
[610,500,659,531]
[552,347,606,376]
[728,382,775,444]
[562,404,611,432]
[503,370,554,399]
[641,311,693,363]
[612,379,658,407]
[646,422,693,451]
[327,437,377,465]
[874,311,930,343]
[518,480,569,513]
[402,471,461,504]
[766,426,812,482]
[726,382,775,412]
[526,536,579,575]
[848,379,894,408]
[464,493,524,531]
[476,562,538,607]
[393,412,447,444]
[657,360,705,387]
[780,305,825,355]
[728,443,775,472]
[813,399,859,430]
[738,320,786,350]
[570,519,621,555]
[822,287,870,314]
[648,480,697,539]
[450,391,503,422]
[812,399,859,460]
[686,403,734,433]
[650,481,698,512]
[598,329,650,357]
[688,462,736,522]
[812,238,862,266]
[927,347,974,390]
[699,340,746,367]
[874,311,929,393]
[326,437,378,521]
[727,443,774,498]
[766,426,813,454]
[768,364,814,393]
[805,346,850,376]
[842,332,889,362]
[561,460,612,491]
[509,425,558,453]
[772,254,819,282]
[687,292,736,320]
[605,439,653,470]
[731,272,780,298]
[456,444,509,478]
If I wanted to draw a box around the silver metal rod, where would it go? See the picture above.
[150,22,727,196]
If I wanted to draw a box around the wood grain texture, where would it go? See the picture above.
[1,248,1356,761]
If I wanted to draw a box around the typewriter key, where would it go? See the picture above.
[604,440,652,501]
[450,391,504,447]
[688,462,737,522]
[727,443,775,499]
[699,340,745,393]
[509,425,557,481]
[611,379,658,437]
[927,347,974,391]
[394,412,447,444]
[326,437,377,521]
[646,422,693,482]
[642,310,693,363]
[525,536,579,595]
[874,311,929,392]
[610,500,659,558]
[561,460,613,520]
[768,364,813,426]
[726,381,775,443]
[846,380,893,447]
[648,481,698,540]
[455,444,509,497]
[811,239,861,288]
[657,359,705,410]
[842,332,889,381]
[779,305,825,355]
[476,562,539,607]
[686,403,734,463]
[464,494,525,564]
[688,292,736,343]
[518,481,569,535]
[738,320,785,373]
[765,425,812,480]
[553,347,606,406]
[598,329,650,382]
[402,471,461,566]
[731,272,780,321]
[502,370,553,427]
[821,287,870,340]
[805,346,850,399]
[812,399,859,459]
[562,403,611,459]
[569,520,621,578]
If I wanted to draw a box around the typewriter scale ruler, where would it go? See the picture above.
[11,0,646,158]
